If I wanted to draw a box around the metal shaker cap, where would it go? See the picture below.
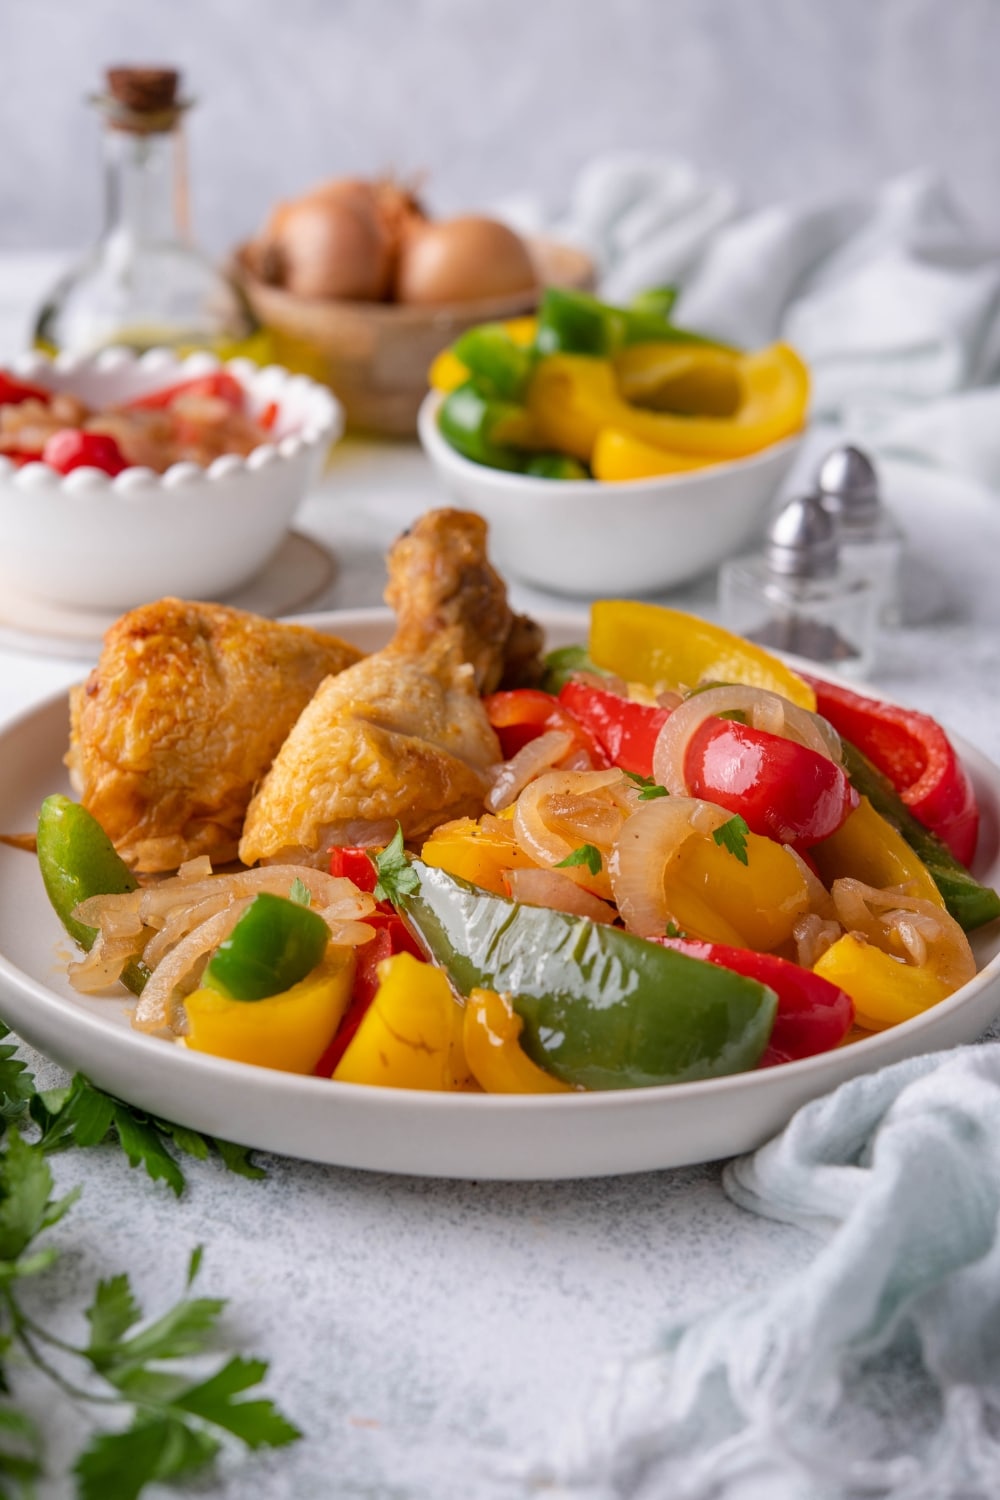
[765,493,839,579]
[816,445,880,529]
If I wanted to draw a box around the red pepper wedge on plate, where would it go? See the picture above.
[557,680,669,777]
[484,689,610,765]
[0,371,52,406]
[312,910,425,1076]
[328,845,379,893]
[684,717,859,846]
[656,935,854,1066]
[122,370,246,412]
[803,675,979,866]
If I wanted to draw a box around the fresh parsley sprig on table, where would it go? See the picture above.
[0,1025,299,1498]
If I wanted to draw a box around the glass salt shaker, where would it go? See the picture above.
[34,66,256,357]
[718,492,879,677]
[815,445,904,626]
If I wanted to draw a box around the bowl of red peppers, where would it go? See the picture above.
[0,348,342,609]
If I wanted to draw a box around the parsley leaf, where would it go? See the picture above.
[712,814,750,865]
[555,844,603,877]
[664,921,689,938]
[288,877,312,907]
[0,1028,35,1131]
[623,771,669,801]
[371,825,420,904]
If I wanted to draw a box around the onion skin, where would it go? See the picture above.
[257,179,394,301]
[395,215,537,306]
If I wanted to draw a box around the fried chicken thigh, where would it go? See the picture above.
[239,509,541,865]
[67,599,362,872]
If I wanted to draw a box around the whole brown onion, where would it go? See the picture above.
[256,179,395,301]
[395,215,537,305]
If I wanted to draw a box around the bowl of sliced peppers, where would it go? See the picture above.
[418,287,809,594]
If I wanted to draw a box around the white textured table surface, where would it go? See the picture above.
[2,261,1000,1497]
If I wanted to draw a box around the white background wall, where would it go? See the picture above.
[1,0,997,253]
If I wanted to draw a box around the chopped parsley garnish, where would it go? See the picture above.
[712,814,750,865]
[664,921,689,938]
[623,770,669,800]
[288,877,312,907]
[555,844,603,877]
[371,825,420,904]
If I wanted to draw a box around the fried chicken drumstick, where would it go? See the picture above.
[239,509,543,865]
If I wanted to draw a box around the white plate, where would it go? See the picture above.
[0,531,337,662]
[0,609,999,1181]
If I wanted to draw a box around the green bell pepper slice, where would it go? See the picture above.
[450,326,536,403]
[201,892,330,1002]
[534,288,729,358]
[523,453,591,480]
[396,862,777,1090]
[437,381,527,471]
[36,794,149,996]
[839,740,1000,932]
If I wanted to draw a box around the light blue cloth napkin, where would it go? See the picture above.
[523,154,1000,490]
[533,1044,1000,1499]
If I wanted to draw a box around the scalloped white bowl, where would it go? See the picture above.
[0,348,343,610]
[418,389,803,596]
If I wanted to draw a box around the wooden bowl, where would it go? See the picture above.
[231,237,595,437]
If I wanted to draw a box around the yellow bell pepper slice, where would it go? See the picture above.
[429,317,539,393]
[810,798,945,908]
[666,830,810,951]
[525,343,809,463]
[184,948,355,1074]
[814,934,955,1030]
[589,600,816,708]
[614,343,743,417]
[332,951,471,1090]
[421,816,536,896]
[592,428,716,481]
[463,988,574,1093]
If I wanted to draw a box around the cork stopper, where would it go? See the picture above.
[100,67,186,133]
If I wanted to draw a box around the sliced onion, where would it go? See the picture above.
[133,899,255,1032]
[608,797,728,938]
[784,845,836,920]
[652,684,842,797]
[830,878,975,988]
[512,769,629,899]
[178,855,214,882]
[487,730,573,813]
[792,912,842,969]
[504,868,616,924]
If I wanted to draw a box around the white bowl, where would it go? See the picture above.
[0,348,343,610]
[418,389,802,596]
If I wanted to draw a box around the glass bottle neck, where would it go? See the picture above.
[100,124,188,248]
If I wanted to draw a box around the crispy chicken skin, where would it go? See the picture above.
[239,509,537,865]
[67,599,362,873]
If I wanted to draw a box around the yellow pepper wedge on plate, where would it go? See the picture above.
[814,934,958,1031]
[589,599,817,708]
[524,343,808,463]
[591,428,715,481]
[665,831,809,952]
[184,948,355,1074]
[809,797,945,909]
[421,815,535,896]
[332,951,471,1091]
[463,988,574,1094]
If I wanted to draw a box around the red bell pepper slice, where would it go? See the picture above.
[122,370,246,413]
[329,845,379,893]
[41,430,128,477]
[484,689,610,765]
[685,717,858,846]
[803,674,979,866]
[0,372,52,406]
[557,680,669,778]
[313,911,425,1076]
[657,935,854,1066]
